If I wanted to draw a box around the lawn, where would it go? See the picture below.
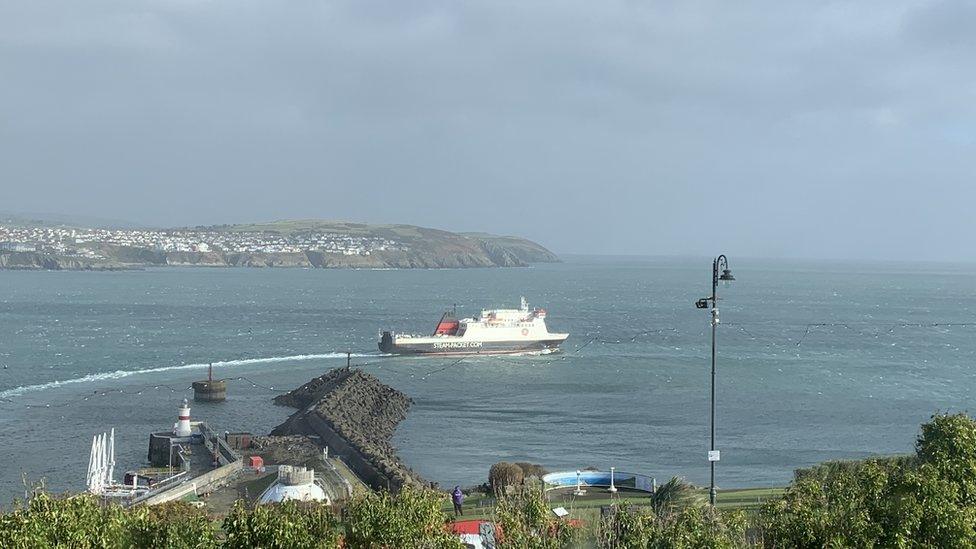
[444,486,785,523]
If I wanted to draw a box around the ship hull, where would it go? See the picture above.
[379,335,565,356]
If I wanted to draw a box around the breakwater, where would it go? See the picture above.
[271,367,423,491]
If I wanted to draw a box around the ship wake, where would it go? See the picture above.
[0,352,376,399]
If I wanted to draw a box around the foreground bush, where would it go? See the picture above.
[223,499,340,549]
[758,412,976,547]
[2,488,458,549]
[493,485,580,548]
[223,487,462,549]
[599,485,745,549]
[126,501,219,548]
[342,488,463,549]
[0,493,215,548]
[490,462,526,495]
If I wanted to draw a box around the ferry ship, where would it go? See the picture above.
[378,297,569,356]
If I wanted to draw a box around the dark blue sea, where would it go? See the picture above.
[1,256,974,503]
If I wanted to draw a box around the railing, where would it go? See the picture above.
[197,422,241,465]
[542,471,656,493]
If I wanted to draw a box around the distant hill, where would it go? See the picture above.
[197,220,560,266]
[0,218,558,270]
[0,212,142,229]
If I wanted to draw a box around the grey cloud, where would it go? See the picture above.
[1,0,974,260]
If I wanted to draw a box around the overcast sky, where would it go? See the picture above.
[1,1,974,260]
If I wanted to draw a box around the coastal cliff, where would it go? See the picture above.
[0,252,121,271]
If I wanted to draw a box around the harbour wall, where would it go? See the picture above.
[271,367,422,492]
[302,411,401,491]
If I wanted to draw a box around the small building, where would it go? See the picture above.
[0,241,36,252]
[225,432,252,450]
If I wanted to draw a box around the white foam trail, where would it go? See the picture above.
[0,352,373,399]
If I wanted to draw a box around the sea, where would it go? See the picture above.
[1,256,974,504]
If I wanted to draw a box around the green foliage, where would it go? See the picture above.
[341,487,463,549]
[514,462,549,480]
[600,492,745,548]
[490,462,526,495]
[916,411,976,504]
[222,499,340,549]
[0,493,126,548]
[493,485,580,549]
[650,477,699,516]
[2,488,460,549]
[792,455,916,483]
[758,412,976,548]
[125,501,219,548]
[224,489,461,549]
[757,459,894,547]
[890,463,976,547]
[0,493,216,549]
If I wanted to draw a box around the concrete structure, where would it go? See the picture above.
[136,419,243,506]
[193,364,227,402]
[225,432,252,450]
[258,465,330,505]
[81,399,244,508]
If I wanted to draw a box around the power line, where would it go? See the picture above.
[419,358,465,379]
[5,322,976,407]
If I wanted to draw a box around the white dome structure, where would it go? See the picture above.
[258,465,330,505]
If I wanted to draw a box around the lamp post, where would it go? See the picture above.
[695,255,734,506]
[574,470,586,496]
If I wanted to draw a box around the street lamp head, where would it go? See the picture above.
[719,268,735,283]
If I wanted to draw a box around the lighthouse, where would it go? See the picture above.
[174,399,192,437]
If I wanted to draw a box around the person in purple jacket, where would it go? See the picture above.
[452,485,464,517]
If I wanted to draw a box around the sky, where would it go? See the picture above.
[1,1,974,260]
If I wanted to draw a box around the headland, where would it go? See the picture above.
[0,218,559,270]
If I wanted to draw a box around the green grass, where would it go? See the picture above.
[714,487,785,510]
[328,458,370,497]
[213,219,421,237]
[443,487,785,523]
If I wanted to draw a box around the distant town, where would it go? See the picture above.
[0,225,405,259]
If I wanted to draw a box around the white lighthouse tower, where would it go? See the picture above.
[174,398,193,437]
